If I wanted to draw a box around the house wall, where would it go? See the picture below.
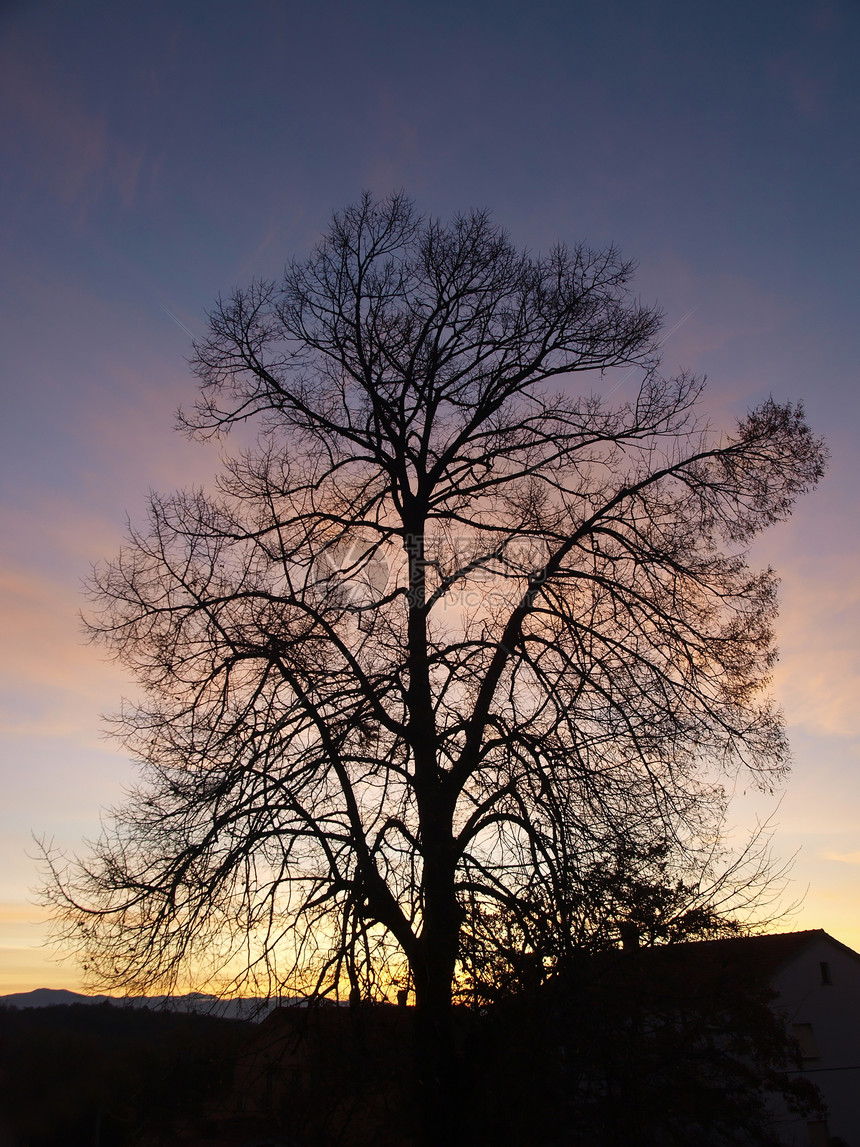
[770,936,860,1146]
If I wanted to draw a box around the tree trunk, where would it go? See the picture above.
[412,909,460,1147]
[403,514,464,1141]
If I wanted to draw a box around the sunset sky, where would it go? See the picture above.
[1,0,859,993]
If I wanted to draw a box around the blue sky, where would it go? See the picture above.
[1,0,859,991]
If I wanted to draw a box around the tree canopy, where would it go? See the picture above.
[45,194,825,1123]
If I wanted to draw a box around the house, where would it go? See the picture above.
[467,929,860,1146]
[666,929,860,1146]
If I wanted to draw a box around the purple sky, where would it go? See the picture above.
[1,0,859,991]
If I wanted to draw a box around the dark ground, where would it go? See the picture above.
[0,961,826,1147]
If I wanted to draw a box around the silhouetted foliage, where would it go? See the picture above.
[0,1003,248,1146]
[224,1003,420,1147]
[461,945,825,1147]
[43,193,826,1142]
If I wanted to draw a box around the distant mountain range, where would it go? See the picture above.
[0,987,280,1019]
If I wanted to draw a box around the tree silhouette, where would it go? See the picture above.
[45,193,825,1140]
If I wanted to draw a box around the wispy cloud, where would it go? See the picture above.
[0,34,148,222]
[768,550,860,740]
[0,903,48,926]
[0,560,128,741]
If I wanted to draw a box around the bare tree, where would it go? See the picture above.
[45,193,825,1136]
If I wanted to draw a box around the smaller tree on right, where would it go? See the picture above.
[457,787,793,1006]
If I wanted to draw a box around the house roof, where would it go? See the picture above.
[542,929,860,1008]
[641,929,860,977]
